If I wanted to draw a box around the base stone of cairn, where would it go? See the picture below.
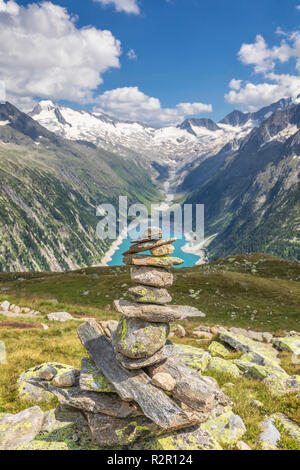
[27,228,231,449]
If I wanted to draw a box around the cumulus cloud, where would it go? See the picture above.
[0,0,121,110]
[225,30,300,110]
[127,49,137,60]
[93,0,140,14]
[94,87,212,126]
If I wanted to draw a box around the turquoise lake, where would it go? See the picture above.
[108,237,200,268]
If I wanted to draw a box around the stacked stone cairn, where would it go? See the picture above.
[26,227,230,449]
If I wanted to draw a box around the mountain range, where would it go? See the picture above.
[0,96,299,271]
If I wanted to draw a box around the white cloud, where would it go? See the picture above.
[93,0,140,14]
[296,5,300,10]
[94,86,212,126]
[229,79,242,91]
[225,30,300,110]
[127,49,137,60]
[0,0,121,110]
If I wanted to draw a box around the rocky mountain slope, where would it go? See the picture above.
[0,102,162,272]
[184,105,300,261]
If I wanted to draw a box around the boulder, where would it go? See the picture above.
[128,285,172,305]
[80,357,114,393]
[86,413,159,448]
[46,312,73,322]
[206,357,241,378]
[173,344,210,373]
[114,316,169,359]
[272,335,300,355]
[208,341,233,359]
[219,330,279,366]
[200,410,246,447]
[152,372,176,392]
[130,266,173,288]
[0,406,44,450]
[259,418,280,450]
[234,360,288,381]
[0,341,6,364]
[263,374,300,396]
[230,327,264,342]
[271,413,300,441]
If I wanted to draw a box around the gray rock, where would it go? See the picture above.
[130,266,173,288]
[38,365,57,381]
[114,316,169,359]
[0,300,10,311]
[52,369,78,388]
[151,244,175,257]
[124,238,176,255]
[273,335,300,355]
[124,254,184,267]
[114,299,205,322]
[0,406,44,450]
[128,285,172,304]
[0,341,6,364]
[259,418,281,450]
[152,372,176,391]
[200,410,246,446]
[46,312,73,322]
[116,341,174,370]
[270,413,300,441]
[80,357,115,393]
[41,406,87,433]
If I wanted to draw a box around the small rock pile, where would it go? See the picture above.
[0,300,40,317]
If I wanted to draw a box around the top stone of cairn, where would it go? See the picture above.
[131,227,162,244]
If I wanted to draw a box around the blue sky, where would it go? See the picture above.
[1,0,300,124]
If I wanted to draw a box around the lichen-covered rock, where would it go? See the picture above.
[131,426,223,450]
[206,357,241,378]
[0,406,44,450]
[259,418,280,450]
[46,312,73,322]
[273,335,300,355]
[131,266,174,288]
[80,357,114,393]
[271,413,300,441]
[128,285,172,305]
[234,360,289,381]
[208,342,233,359]
[114,316,169,359]
[18,362,78,402]
[173,344,210,373]
[0,341,6,364]
[200,410,246,446]
[219,331,279,366]
[41,406,87,434]
[263,374,300,396]
[16,422,100,451]
[86,413,159,448]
